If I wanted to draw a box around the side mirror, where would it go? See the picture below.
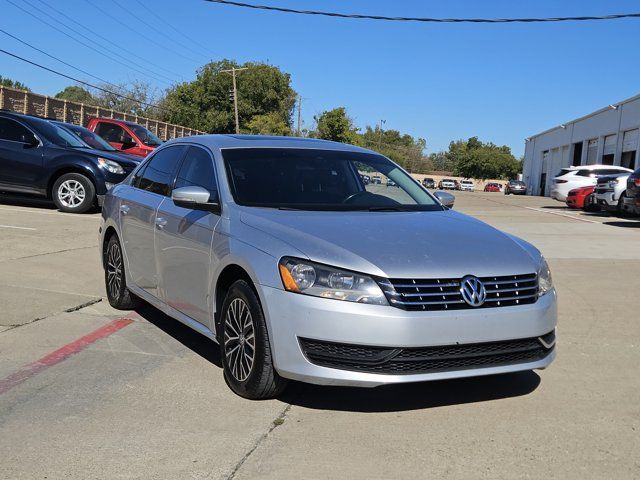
[121,139,137,149]
[434,190,455,208]
[172,186,220,213]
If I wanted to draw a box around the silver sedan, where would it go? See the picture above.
[100,135,556,399]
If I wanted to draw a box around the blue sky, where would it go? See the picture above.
[2,0,640,156]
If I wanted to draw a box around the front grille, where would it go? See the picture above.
[379,273,538,311]
[299,331,555,375]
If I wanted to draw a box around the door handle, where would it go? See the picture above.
[120,205,130,215]
[155,217,167,230]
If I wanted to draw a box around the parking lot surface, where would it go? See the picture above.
[0,192,639,479]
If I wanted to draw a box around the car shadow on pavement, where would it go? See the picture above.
[603,221,640,228]
[279,371,541,412]
[0,193,57,210]
[135,303,222,368]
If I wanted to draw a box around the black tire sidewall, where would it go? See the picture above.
[52,173,96,213]
[105,236,127,306]
[220,280,276,398]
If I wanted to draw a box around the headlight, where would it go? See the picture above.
[537,257,553,296]
[98,157,125,174]
[278,257,388,305]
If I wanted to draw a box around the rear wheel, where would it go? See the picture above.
[52,173,96,213]
[220,280,287,400]
[104,235,140,310]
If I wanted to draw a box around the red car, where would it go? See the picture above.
[86,117,163,158]
[484,182,502,192]
[566,186,597,210]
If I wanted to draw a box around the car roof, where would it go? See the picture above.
[570,165,630,170]
[167,134,375,154]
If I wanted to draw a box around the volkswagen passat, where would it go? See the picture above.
[100,135,557,399]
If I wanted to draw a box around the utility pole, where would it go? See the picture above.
[221,67,248,134]
[296,95,302,136]
[377,119,386,150]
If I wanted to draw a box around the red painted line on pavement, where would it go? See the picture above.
[0,318,134,395]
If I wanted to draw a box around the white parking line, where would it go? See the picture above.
[523,207,601,224]
[0,224,37,231]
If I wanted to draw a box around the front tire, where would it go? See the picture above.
[220,280,287,400]
[104,235,140,310]
[52,173,96,213]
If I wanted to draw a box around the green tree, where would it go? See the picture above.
[160,59,296,133]
[55,85,95,104]
[359,125,429,173]
[0,76,30,91]
[246,112,291,136]
[450,137,521,180]
[314,107,358,143]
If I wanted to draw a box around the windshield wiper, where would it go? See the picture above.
[367,206,408,212]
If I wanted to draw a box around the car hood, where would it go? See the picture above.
[74,147,140,168]
[239,208,540,279]
[597,173,630,184]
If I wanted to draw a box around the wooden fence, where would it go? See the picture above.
[0,85,205,140]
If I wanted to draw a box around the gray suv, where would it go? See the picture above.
[100,135,557,399]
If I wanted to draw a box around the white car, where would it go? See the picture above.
[439,179,456,190]
[594,173,632,213]
[460,180,474,192]
[550,165,633,202]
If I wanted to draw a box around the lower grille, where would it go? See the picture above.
[299,331,555,375]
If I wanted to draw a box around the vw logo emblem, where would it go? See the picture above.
[460,275,487,307]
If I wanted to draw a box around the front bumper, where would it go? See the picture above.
[260,285,557,387]
[595,191,617,210]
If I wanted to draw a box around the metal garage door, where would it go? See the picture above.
[622,129,638,152]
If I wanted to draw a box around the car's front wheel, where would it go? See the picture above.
[220,280,287,399]
[52,173,96,213]
[104,235,140,310]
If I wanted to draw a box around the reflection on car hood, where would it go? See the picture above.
[74,147,141,167]
[239,208,539,279]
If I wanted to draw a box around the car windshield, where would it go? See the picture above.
[56,123,117,151]
[223,148,442,211]
[128,124,162,146]
[29,117,86,148]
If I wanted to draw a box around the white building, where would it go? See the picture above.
[523,94,640,196]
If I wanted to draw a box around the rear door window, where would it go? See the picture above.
[138,146,187,196]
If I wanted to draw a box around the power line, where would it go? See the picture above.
[29,0,183,82]
[203,0,640,24]
[3,0,174,86]
[133,0,217,59]
[0,29,118,89]
[85,0,202,64]
[0,48,169,114]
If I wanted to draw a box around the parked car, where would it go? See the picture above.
[86,117,163,158]
[484,183,502,192]
[566,186,597,211]
[361,174,371,185]
[460,180,474,192]
[52,121,141,162]
[101,135,556,399]
[0,111,139,213]
[387,178,397,187]
[505,180,527,195]
[594,173,632,214]
[438,178,456,190]
[551,165,632,202]
[623,167,640,215]
[422,177,435,189]
[371,175,382,185]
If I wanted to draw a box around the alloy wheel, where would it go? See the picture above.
[106,242,123,300]
[224,298,256,382]
[57,180,86,208]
